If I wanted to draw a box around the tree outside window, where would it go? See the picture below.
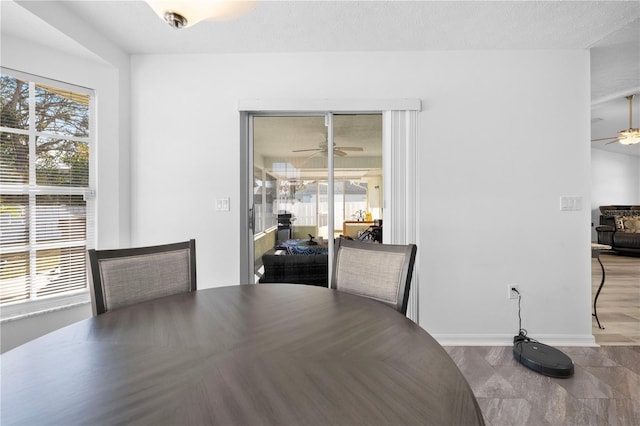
[0,72,93,306]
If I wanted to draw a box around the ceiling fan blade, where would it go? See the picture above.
[335,146,364,151]
[591,136,619,142]
[605,139,622,145]
[334,149,348,157]
[292,148,322,153]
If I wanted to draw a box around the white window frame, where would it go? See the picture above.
[0,68,95,322]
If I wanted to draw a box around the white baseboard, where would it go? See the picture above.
[431,333,598,347]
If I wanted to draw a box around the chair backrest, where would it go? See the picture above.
[88,239,196,315]
[331,238,417,315]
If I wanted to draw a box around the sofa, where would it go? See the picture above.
[596,205,640,255]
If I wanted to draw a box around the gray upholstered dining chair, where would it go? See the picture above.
[331,238,417,315]
[87,239,196,315]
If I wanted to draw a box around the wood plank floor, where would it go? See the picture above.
[591,253,640,345]
[443,253,639,425]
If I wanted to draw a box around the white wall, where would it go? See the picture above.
[591,149,640,238]
[131,50,593,345]
[0,35,129,351]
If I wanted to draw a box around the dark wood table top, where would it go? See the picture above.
[1,284,484,425]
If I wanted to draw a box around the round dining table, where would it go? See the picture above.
[1,284,484,425]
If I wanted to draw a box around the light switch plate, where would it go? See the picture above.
[560,196,582,211]
[215,198,230,212]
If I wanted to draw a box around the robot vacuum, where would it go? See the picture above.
[513,336,574,378]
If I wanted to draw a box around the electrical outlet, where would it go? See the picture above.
[508,284,520,300]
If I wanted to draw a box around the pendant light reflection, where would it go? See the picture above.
[145,0,258,29]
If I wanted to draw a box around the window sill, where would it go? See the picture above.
[0,292,91,323]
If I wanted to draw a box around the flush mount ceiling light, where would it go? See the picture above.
[145,0,258,29]
[592,94,640,146]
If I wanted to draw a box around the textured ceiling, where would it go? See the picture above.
[2,1,639,155]
[57,1,640,54]
[591,18,640,102]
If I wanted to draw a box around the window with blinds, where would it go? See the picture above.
[0,69,94,315]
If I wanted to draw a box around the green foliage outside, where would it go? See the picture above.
[0,74,89,187]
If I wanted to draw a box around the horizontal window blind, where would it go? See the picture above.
[0,69,94,312]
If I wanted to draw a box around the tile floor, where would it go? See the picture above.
[445,345,640,426]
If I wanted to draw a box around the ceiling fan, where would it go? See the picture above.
[292,140,363,160]
[592,94,640,146]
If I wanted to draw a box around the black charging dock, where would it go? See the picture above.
[513,335,574,378]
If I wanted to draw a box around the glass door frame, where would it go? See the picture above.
[239,100,421,320]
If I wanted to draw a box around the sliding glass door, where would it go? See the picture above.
[250,113,383,285]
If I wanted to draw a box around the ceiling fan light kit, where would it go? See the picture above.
[618,129,640,145]
[145,0,258,29]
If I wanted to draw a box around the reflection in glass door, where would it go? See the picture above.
[250,114,382,285]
